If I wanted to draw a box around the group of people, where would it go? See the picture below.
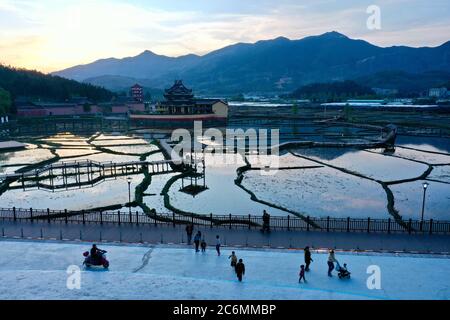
[186,224,222,256]
[298,247,350,283]
[185,224,246,282]
[186,223,350,284]
[229,251,246,282]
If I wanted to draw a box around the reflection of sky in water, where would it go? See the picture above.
[396,136,450,154]
[2,132,449,219]
[0,147,54,166]
[391,180,450,220]
[168,155,290,216]
[0,174,144,211]
[428,166,450,183]
[242,167,387,219]
[291,148,428,182]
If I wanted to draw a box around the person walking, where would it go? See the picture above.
[261,210,271,233]
[185,224,194,245]
[215,235,221,256]
[327,249,337,277]
[235,259,245,282]
[193,231,201,252]
[299,265,306,283]
[304,246,313,272]
[228,251,238,268]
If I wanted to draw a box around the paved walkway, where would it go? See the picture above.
[1,220,449,254]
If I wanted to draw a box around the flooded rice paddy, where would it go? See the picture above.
[1,126,449,221]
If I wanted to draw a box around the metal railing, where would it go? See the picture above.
[1,207,449,235]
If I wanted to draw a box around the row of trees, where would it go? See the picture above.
[288,80,375,102]
[0,65,115,106]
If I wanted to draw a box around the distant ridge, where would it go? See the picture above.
[53,31,450,94]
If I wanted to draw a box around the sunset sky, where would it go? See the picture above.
[1,0,449,73]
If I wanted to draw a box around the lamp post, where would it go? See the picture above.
[420,182,429,231]
[127,177,132,221]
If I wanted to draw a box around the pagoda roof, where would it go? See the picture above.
[164,80,193,95]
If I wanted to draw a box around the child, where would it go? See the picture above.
[235,259,245,282]
[229,251,237,268]
[215,235,221,256]
[200,239,207,252]
[299,265,306,283]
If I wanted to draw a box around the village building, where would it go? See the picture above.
[429,87,448,98]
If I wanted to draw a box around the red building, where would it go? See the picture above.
[130,84,144,102]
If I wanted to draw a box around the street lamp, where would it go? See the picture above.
[420,182,429,231]
[127,177,132,219]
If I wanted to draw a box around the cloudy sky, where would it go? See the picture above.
[1,0,449,73]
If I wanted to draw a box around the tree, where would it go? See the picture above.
[0,87,11,115]
[83,103,92,113]
[343,103,353,122]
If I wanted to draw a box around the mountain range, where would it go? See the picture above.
[53,31,450,95]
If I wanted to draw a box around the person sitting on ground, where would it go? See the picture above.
[337,262,350,277]
[229,251,238,268]
[200,239,207,252]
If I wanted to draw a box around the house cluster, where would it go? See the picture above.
[428,87,449,98]
[16,84,146,117]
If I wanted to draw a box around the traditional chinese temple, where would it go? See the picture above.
[129,80,228,127]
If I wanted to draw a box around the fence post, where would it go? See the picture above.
[82,210,85,225]
[367,217,370,233]
[191,213,194,225]
[326,216,330,232]
[248,214,251,230]
[129,210,132,224]
[172,212,176,228]
[287,215,290,231]
[47,208,51,223]
[30,208,33,222]
[306,216,310,232]
[136,211,139,226]
[388,218,391,234]
[118,210,121,226]
[229,214,232,229]
[99,211,103,225]
[64,209,68,224]
[429,219,433,235]
[210,213,213,229]
[408,219,412,234]
[346,217,350,232]
[13,207,16,222]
